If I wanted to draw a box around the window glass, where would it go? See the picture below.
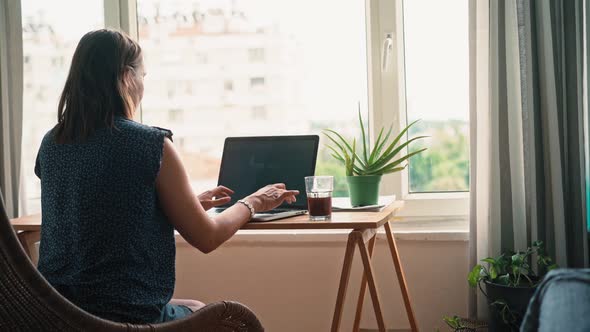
[21,1,104,213]
[403,0,470,192]
[137,0,368,197]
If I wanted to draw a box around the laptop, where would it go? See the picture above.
[211,135,319,221]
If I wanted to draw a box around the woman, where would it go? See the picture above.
[34,29,299,324]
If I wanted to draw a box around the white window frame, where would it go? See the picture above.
[366,0,469,219]
[110,0,469,221]
[104,0,138,40]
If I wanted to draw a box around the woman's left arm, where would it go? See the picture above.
[155,138,251,253]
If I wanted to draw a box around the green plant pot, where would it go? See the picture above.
[346,175,382,207]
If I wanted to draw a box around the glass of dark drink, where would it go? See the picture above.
[304,176,334,221]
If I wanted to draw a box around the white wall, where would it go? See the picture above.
[174,231,469,332]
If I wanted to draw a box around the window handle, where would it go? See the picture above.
[382,33,393,72]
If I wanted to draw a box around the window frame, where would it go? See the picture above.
[111,0,469,219]
[366,0,469,218]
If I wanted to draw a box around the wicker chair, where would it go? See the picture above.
[0,201,264,331]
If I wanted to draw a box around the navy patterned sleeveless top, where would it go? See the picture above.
[35,117,175,323]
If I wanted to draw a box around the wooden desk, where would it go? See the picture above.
[11,201,418,332]
[11,213,42,260]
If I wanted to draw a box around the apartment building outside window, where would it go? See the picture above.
[19,0,469,218]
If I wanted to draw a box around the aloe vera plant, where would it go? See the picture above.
[323,111,428,176]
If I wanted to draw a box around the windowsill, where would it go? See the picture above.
[175,215,469,246]
[396,193,470,218]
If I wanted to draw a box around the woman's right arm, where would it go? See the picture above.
[155,138,299,253]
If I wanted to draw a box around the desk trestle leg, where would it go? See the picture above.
[356,231,386,331]
[384,222,418,332]
[352,234,376,332]
[331,223,419,332]
[331,231,357,332]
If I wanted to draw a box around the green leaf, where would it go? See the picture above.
[512,265,520,276]
[364,121,419,171]
[547,264,558,271]
[343,149,353,177]
[468,265,483,288]
[469,242,557,291]
[481,257,496,265]
[364,165,405,176]
[350,138,357,176]
[368,127,385,164]
[512,254,523,266]
[369,125,393,164]
[323,132,348,155]
[389,119,421,154]
[366,136,428,172]
[358,108,368,163]
[323,129,367,168]
[323,118,428,177]
[545,257,552,263]
[326,144,364,174]
[490,265,498,280]
[443,316,462,329]
[537,257,546,267]
[330,153,344,162]
[327,144,363,174]
[326,145,345,161]
[379,147,428,171]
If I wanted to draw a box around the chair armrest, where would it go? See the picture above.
[150,301,264,332]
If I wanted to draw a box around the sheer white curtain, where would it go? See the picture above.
[469,0,531,318]
[469,0,590,319]
[468,0,490,318]
[469,0,528,319]
[0,0,23,218]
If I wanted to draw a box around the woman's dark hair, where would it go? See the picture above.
[55,29,142,143]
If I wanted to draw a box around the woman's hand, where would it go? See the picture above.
[198,186,234,211]
[244,183,299,212]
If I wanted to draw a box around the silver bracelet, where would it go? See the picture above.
[237,199,256,219]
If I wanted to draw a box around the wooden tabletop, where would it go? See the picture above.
[242,201,403,230]
[10,213,42,231]
[10,201,404,231]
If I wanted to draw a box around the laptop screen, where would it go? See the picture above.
[217,135,319,209]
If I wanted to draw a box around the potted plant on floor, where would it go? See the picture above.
[323,111,427,206]
[442,315,487,332]
[468,241,557,332]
